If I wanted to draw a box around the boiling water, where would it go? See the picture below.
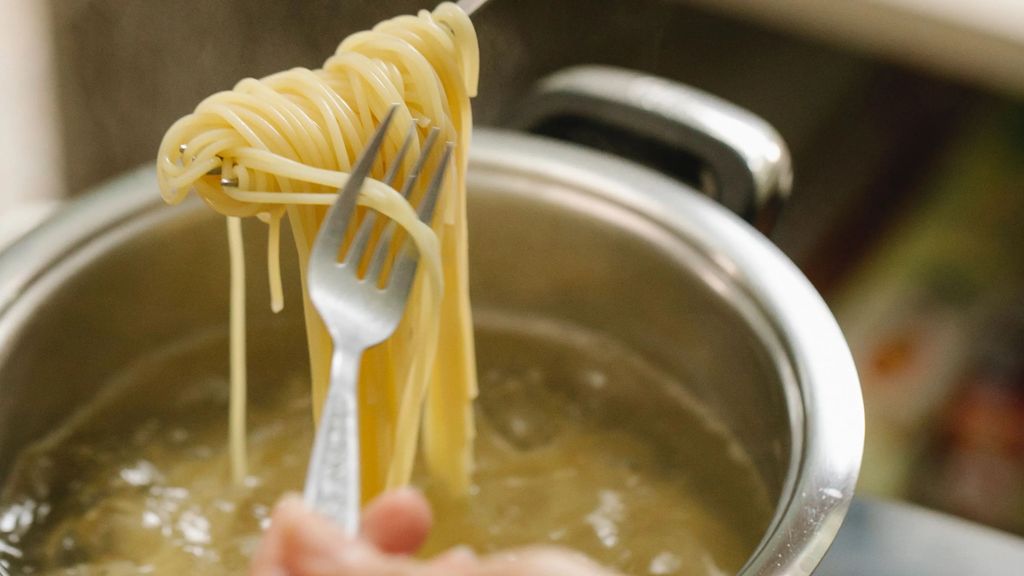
[0,315,772,575]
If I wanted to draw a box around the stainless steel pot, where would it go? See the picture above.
[0,80,862,575]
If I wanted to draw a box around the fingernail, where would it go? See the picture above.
[432,544,477,568]
[391,486,424,498]
[445,545,476,560]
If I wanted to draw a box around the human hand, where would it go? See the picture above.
[250,489,620,576]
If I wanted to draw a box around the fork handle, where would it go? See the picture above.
[304,343,363,533]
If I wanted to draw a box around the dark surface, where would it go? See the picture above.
[818,498,1024,575]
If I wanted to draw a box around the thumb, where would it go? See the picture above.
[474,546,621,576]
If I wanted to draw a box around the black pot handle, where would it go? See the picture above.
[508,66,792,227]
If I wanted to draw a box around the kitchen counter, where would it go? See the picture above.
[820,498,1024,575]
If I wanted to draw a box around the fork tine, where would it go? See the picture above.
[364,127,442,281]
[344,212,376,267]
[345,123,418,267]
[363,222,399,284]
[416,143,452,224]
[383,142,452,293]
[400,127,441,199]
[311,105,397,267]
[384,127,417,185]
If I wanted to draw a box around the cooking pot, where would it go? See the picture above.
[0,70,862,575]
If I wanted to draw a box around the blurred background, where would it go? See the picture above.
[1,0,1022,537]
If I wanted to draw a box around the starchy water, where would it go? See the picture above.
[0,317,772,575]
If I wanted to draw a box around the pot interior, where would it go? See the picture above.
[0,148,797,573]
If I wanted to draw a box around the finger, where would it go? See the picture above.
[361,487,434,554]
[250,494,353,575]
[429,545,478,571]
[273,495,363,569]
[253,494,440,576]
[249,496,291,576]
[475,546,621,576]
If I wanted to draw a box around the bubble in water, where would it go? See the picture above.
[585,490,624,549]
[119,460,162,487]
[649,551,682,575]
[177,510,211,545]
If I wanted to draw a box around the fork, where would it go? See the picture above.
[304,105,452,532]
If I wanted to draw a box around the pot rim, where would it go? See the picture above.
[470,130,863,576]
[0,128,863,576]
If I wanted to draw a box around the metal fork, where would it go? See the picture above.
[304,106,452,532]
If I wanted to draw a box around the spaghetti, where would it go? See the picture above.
[155,2,479,500]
